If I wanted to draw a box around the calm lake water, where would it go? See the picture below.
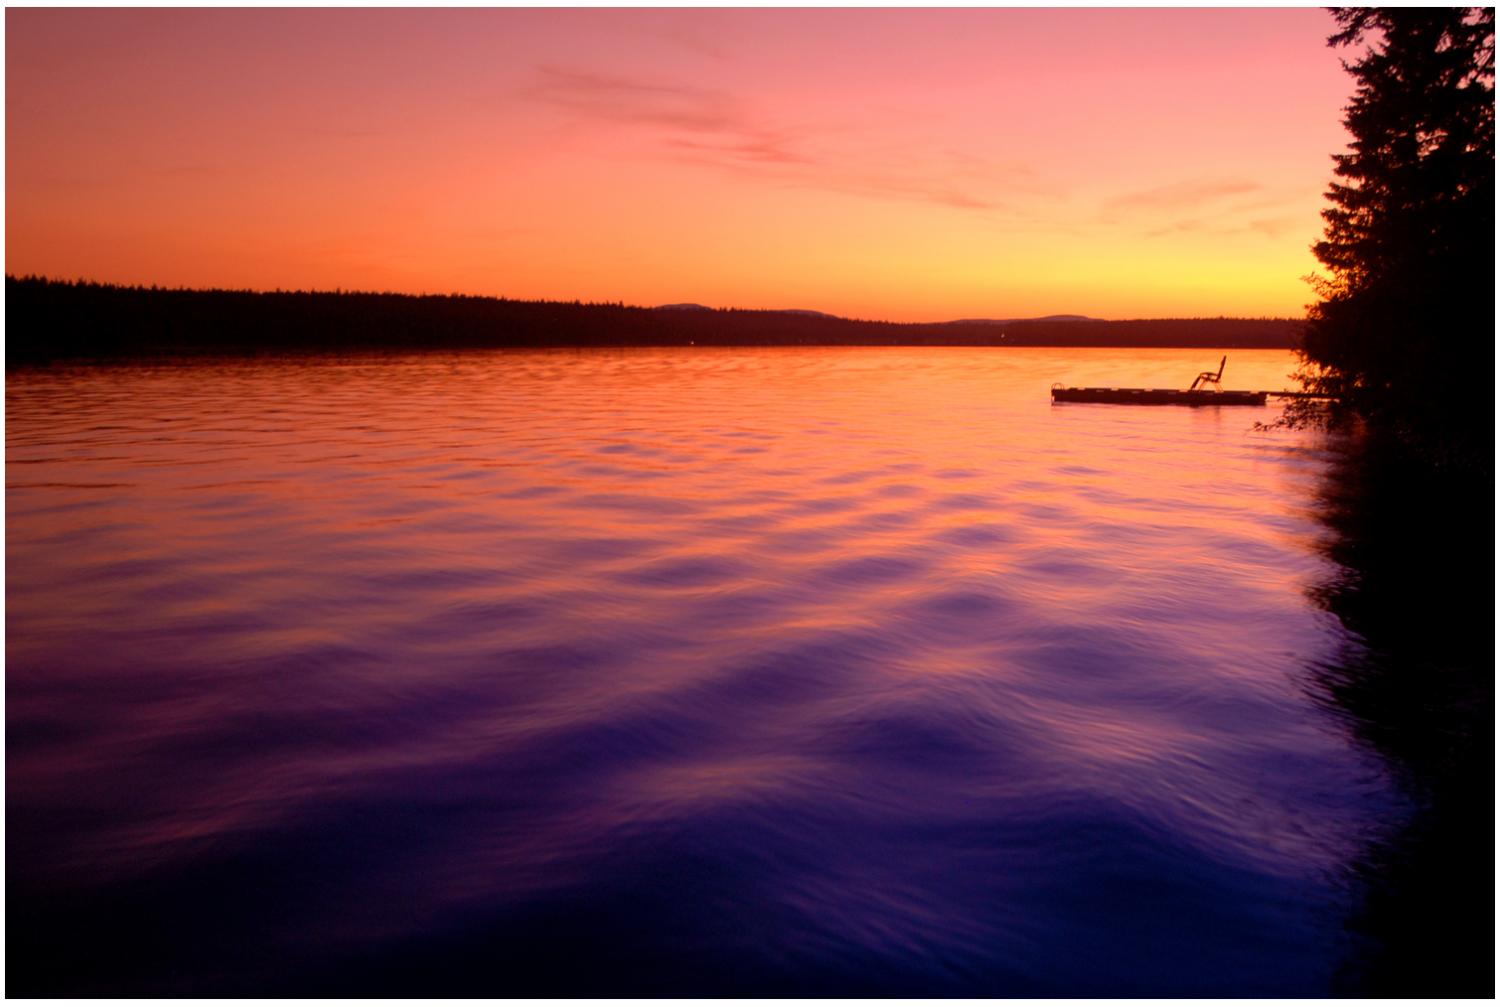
[5,348,1425,994]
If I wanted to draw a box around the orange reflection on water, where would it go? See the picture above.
[7,347,1382,996]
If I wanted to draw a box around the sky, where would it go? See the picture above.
[6,8,1355,321]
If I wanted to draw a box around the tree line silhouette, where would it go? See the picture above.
[5,276,1300,365]
[1297,8,1494,471]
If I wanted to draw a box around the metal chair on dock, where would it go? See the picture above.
[1190,355,1226,391]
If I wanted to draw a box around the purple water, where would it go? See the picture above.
[7,348,1409,994]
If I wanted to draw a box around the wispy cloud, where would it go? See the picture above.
[1143,211,1309,241]
[654,19,736,62]
[522,64,1035,214]
[664,134,814,167]
[1246,215,1303,239]
[1104,178,1313,242]
[1143,218,1205,238]
[526,66,739,133]
[1109,179,1262,211]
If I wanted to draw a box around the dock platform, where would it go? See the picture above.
[1051,386,1268,406]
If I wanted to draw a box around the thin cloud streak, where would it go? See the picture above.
[1109,179,1262,211]
[522,64,1026,214]
[1109,179,1312,241]
[525,66,739,133]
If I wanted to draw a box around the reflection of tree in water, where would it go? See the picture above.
[1304,432,1493,996]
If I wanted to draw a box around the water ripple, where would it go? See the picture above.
[6,348,1401,995]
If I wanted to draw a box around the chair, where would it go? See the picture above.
[1190,355,1226,391]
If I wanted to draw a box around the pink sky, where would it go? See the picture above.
[6,8,1352,321]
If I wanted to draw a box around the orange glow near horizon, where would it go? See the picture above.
[6,9,1351,321]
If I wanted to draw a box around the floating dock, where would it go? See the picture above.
[1049,358,1330,407]
[1051,386,1268,406]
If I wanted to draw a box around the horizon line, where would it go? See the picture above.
[5,275,1307,328]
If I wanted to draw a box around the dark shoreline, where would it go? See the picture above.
[6,276,1301,364]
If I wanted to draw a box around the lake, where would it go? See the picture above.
[3,347,1440,994]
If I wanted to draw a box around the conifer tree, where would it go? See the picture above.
[1299,8,1494,464]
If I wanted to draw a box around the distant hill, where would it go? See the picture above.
[657,304,842,320]
[667,306,1100,325]
[769,308,842,320]
[7,276,1303,363]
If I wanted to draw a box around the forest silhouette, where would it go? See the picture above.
[4,276,1299,365]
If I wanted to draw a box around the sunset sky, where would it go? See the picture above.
[7,8,1353,321]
